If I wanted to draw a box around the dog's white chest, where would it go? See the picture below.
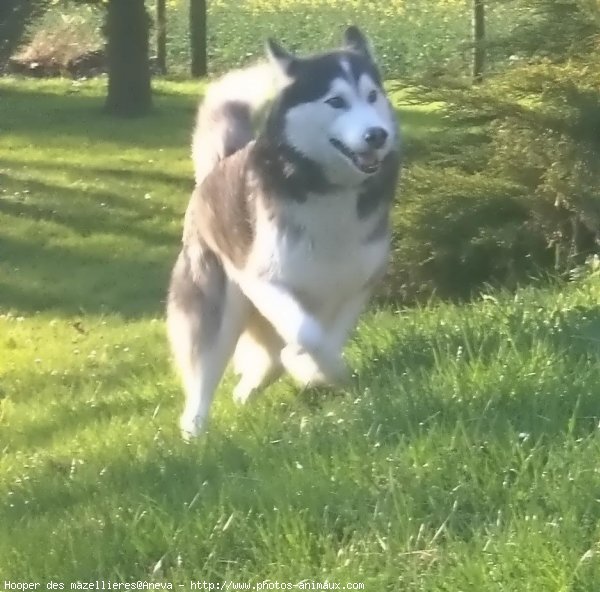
[254,192,388,309]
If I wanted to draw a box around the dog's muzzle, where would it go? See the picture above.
[329,137,381,175]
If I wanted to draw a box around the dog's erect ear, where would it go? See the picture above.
[265,38,297,76]
[343,26,374,61]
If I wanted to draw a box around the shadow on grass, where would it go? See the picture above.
[0,82,454,319]
[0,83,201,318]
[0,156,194,191]
[0,168,183,317]
[0,231,173,317]
[12,368,172,455]
[0,171,180,243]
[0,83,197,149]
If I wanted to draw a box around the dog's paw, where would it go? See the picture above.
[281,344,349,387]
[179,413,206,440]
[233,378,255,405]
[297,316,326,352]
[317,349,351,387]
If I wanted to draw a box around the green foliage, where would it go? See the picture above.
[168,0,473,78]
[388,167,544,302]
[0,0,51,64]
[376,87,543,303]
[17,0,600,80]
[23,0,475,78]
[384,53,600,302]
[11,5,101,71]
[496,0,600,60]
[488,61,600,269]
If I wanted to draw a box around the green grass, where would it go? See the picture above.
[2,76,600,589]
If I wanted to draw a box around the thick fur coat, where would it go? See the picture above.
[167,27,401,438]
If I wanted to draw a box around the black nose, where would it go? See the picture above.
[364,127,388,149]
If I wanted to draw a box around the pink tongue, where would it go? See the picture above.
[356,151,378,167]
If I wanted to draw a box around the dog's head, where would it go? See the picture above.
[265,26,399,187]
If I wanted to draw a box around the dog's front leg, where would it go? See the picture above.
[327,289,371,351]
[280,290,370,387]
[238,276,348,385]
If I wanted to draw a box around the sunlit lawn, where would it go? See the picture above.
[1,76,600,589]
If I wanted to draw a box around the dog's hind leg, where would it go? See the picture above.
[232,312,283,404]
[167,248,248,438]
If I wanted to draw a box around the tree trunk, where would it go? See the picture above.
[190,0,207,77]
[472,0,485,83]
[104,0,152,117]
[156,0,167,75]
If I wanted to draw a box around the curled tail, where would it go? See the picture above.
[192,63,279,184]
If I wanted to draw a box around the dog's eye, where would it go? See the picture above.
[325,96,348,109]
[367,89,378,104]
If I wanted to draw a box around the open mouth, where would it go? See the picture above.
[329,138,380,175]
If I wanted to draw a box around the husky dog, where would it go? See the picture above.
[167,26,401,438]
